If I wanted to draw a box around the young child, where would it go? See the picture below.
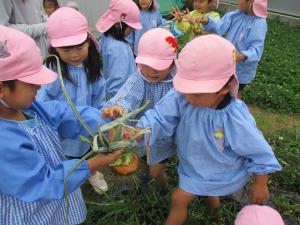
[235,205,285,225]
[0,25,122,225]
[129,34,281,225]
[127,0,164,55]
[171,0,220,40]
[37,7,108,195]
[103,28,178,191]
[198,0,268,96]
[96,0,142,98]
[43,0,60,17]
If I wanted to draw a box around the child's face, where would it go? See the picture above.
[55,41,89,66]
[193,0,211,12]
[140,64,171,83]
[183,89,229,108]
[44,2,58,16]
[138,0,152,10]
[237,0,253,13]
[0,81,40,110]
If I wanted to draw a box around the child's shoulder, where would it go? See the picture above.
[206,10,220,19]
[224,98,256,123]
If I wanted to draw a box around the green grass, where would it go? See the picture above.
[82,18,300,225]
[243,19,300,113]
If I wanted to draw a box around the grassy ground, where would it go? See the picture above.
[82,18,300,225]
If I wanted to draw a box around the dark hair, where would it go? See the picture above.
[43,0,59,7]
[104,22,129,42]
[135,0,155,11]
[45,38,103,84]
[2,80,16,91]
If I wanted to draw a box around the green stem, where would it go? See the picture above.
[47,54,94,137]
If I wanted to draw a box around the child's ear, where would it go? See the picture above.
[0,82,5,98]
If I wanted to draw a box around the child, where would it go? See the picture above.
[129,34,281,225]
[0,25,122,225]
[127,0,164,55]
[198,0,268,96]
[37,7,108,195]
[171,0,220,40]
[235,205,285,225]
[96,0,142,98]
[103,28,178,191]
[43,0,59,17]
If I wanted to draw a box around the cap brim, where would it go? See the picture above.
[50,33,87,47]
[173,73,230,94]
[18,65,57,85]
[126,21,142,30]
[136,55,173,71]
[96,13,115,33]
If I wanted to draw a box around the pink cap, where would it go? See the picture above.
[96,0,142,33]
[47,7,98,48]
[253,0,268,18]
[136,28,177,71]
[173,34,239,97]
[235,205,285,225]
[0,26,57,85]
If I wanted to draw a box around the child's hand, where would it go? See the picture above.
[87,149,125,173]
[182,9,196,24]
[123,127,144,141]
[235,51,246,62]
[102,106,124,119]
[195,16,209,25]
[249,175,270,204]
[171,6,186,22]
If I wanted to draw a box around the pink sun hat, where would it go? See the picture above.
[0,26,57,85]
[235,205,285,225]
[253,0,268,18]
[136,28,178,71]
[96,0,142,33]
[173,34,239,96]
[46,7,98,48]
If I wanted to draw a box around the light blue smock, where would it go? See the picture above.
[0,101,101,225]
[137,89,281,196]
[100,35,137,98]
[37,64,106,157]
[203,10,267,84]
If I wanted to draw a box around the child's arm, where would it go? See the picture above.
[199,10,236,36]
[249,174,269,204]
[225,102,281,203]
[105,46,136,97]
[135,89,180,145]
[103,73,145,117]
[237,20,267,63]
[0,126,122,202]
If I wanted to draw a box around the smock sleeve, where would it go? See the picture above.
[105,46,134,97]
[105,73,144,112]
[0,123,90,202]
[224,101,282,175]
[136,89,180,145]
[203,10,236,35]
[240,19,267,63]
